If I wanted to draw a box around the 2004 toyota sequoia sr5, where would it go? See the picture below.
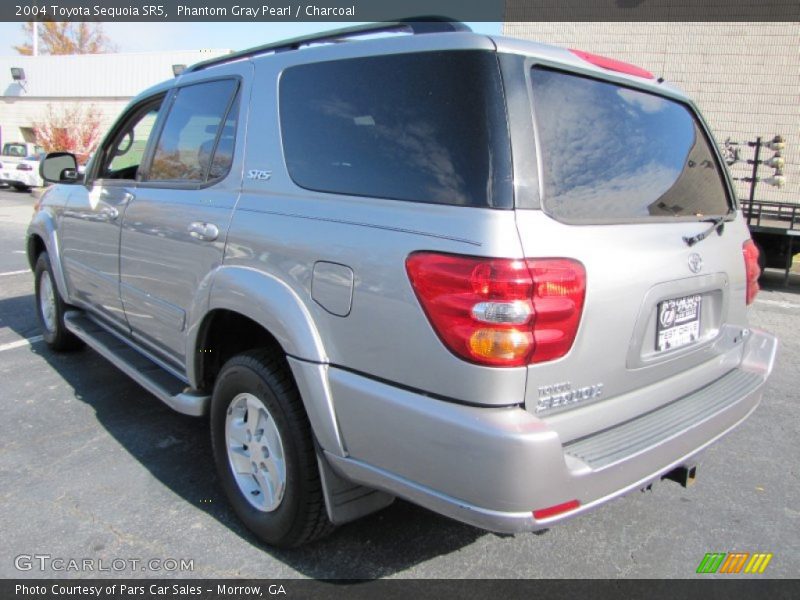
[28,19,778,547]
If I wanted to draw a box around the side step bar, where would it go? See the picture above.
[64,311,210,417]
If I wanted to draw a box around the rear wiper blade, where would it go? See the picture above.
[683,216,727,247]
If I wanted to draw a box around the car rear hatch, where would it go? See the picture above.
[510,59,752,440]
[0,154,24,179]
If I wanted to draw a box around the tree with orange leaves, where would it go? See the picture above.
[15,22,117,55]
[33,104,103,164]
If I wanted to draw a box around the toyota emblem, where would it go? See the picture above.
[688,253,703,274]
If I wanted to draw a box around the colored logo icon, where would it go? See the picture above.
[696,552,773,574]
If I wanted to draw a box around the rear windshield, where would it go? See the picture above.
[2,143,27,157]
[531,68,731,222]
[279,51,512,208]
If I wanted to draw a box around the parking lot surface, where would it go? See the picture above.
[1,187,798,578]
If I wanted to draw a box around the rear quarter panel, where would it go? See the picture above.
[221,53,529,407]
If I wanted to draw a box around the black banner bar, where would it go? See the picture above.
[2,0,798,22]
[3,579,800,600]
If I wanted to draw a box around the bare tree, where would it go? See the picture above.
[15,22,117,55]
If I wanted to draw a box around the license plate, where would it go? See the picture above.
[656,295,702,351]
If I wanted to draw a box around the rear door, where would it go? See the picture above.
[119,65,249,367]
[513,65,747,435]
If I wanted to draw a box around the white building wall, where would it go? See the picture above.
[1,97,130,144]
[0,49,230,150]
[503,22,800,204]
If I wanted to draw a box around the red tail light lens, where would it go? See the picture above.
[569,49,654,79]
[742,240,760,305]
[528,259,587,363]
[406,253,586,367]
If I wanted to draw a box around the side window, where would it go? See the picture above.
[208,95,239,180]
[98,101,162,181]
[279,52,512,208]
[147,79,239,183]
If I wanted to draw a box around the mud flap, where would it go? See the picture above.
[316,449,395,525]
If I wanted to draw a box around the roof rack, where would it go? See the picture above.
[185,17,471,74]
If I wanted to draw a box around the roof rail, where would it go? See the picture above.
[185,17,471,74]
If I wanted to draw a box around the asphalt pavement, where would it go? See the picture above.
[0,187,798,579]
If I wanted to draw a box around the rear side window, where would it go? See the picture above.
[531,68,731,222]
[279,51,512,208]
[147,79,238,183]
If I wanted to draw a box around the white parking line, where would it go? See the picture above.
[755,298,800,310]
[0,336,43,352]
[12,250,26,254]
[0,269,29,277]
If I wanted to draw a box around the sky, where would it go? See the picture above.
[0,21,502,55]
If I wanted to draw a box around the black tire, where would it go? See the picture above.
[34,252,83,351]
[210,350,333,547]
[13,184,29,192]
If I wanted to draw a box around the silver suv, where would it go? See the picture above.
[28,20,778,547]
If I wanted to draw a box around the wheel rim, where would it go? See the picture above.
[225,392,286,512]
[39,270,57,333]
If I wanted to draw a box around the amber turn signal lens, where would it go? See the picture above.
[468,328,531,361]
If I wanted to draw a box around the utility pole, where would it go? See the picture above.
[33,21,38,56]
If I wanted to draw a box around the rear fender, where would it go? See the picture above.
[191,265,327,365]
[186,266,344,455]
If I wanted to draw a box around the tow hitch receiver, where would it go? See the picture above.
[663,465,697,488]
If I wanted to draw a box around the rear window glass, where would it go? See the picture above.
[2,143,27,157]
[531,68,731,222]
[279,51,512,208]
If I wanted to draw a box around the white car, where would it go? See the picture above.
[0,153,45,191]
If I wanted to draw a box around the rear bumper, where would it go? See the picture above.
[0,171,37,187]
[326,327,777,533]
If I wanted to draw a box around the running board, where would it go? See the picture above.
[63,311,210,416]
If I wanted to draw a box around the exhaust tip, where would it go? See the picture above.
[662,465,697,488]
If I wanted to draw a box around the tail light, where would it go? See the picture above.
[406,253,586,367]
[17,163,33,171]
[742,240,760,305]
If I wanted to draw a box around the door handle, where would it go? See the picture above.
[188,222,220,242]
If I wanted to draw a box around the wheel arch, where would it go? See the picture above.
[187,266,343,455]
[27,233,46,270]
[27,212,70,302]
[186,265,327,384]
